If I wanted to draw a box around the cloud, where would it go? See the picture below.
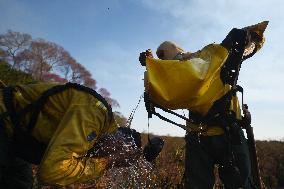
[142,0,283,47]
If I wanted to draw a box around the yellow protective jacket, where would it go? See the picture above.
[145,44,241,136]
[0,83,117,186]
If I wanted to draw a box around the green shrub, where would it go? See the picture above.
[0,60,37,85]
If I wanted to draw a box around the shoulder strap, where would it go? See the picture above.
[2,86,20,128]
[220,28,247,86]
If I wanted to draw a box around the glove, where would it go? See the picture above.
[139,49,153,66]
[143,137,164,162]
[241,104,251,128]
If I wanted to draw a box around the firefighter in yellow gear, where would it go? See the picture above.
[0,82,141,188]
[140,21,268,189]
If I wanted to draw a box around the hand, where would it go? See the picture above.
[146,49,153,58]
[242,104,251,126]
[139,49,153,66]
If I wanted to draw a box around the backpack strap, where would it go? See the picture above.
[2,87,19,128]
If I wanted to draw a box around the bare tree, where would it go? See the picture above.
[0,30,98,89]
[17,39,66,80]
[69,61,82,82]
[98,88,120,108]
[67,60,96,88]
[41,72,67,83]
[0,30,31,67]
[1,30,122,107]
[80,68,96,88]
[58,51,74,80]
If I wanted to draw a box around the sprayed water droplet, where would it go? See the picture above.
[89,129,156,188]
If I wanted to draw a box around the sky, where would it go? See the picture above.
[0,0,283,140]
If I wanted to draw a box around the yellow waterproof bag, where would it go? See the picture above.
[145,44,230,116]
[144,21,268,116]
